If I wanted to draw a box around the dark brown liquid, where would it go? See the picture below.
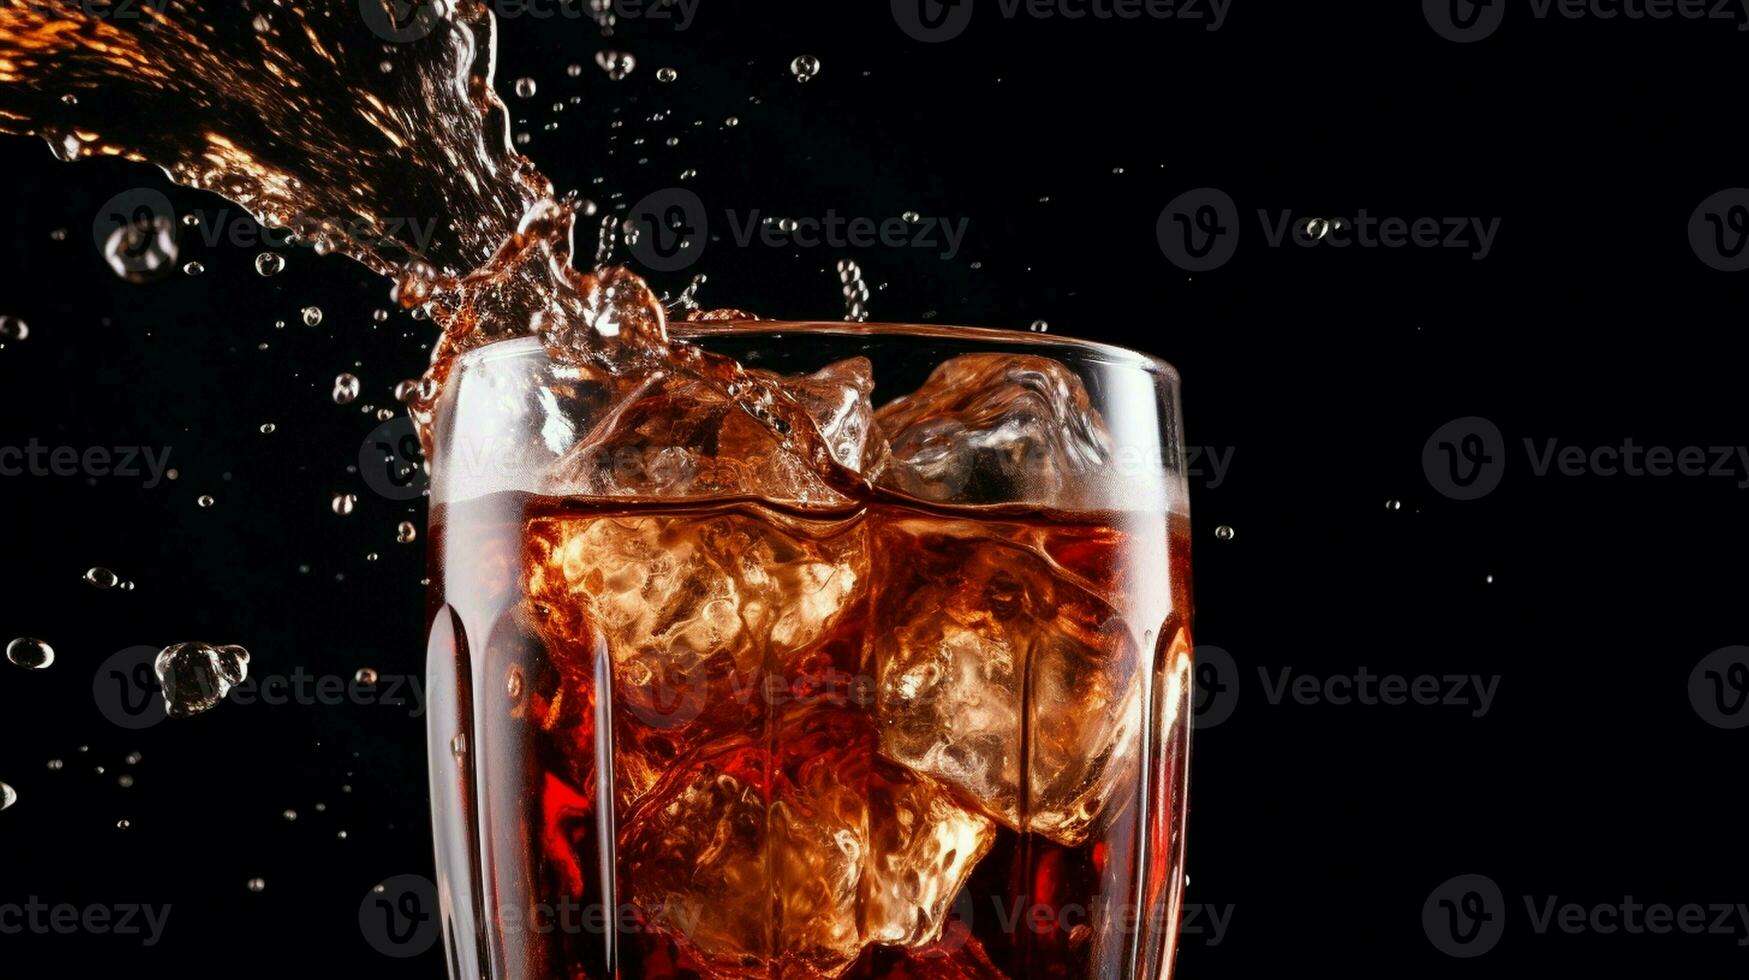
[429,492,1192,979]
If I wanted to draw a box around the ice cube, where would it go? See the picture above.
[154,642,250,719]
[874,353,1116,508]
[783,356,885,474]
[524,511,867,808]
[620,711,994,975]
[873,517,1142,847]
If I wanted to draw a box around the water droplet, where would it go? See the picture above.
[7,638,54,670]
[259,423,279,436]
[375,408,395,422]
[60,92,77,106]
[155,642,250,719]
[85,567,119,589]
[1484,574,1495,584]
[1385,499,1402,511]
[300,306,324,327]
[182,261,205,276]
[566,63,584,78]
[124,752,142,765]
[116,819,130,830]
[513,77,537,98]
[197,494,215,508]
[103,217,178,283]
[246,878,266,893]
[181,213,201,228]
[372,309,390,323]
[507,666,524,702]
[1214,525,1235,541]
[901,210,921,224]
[393,379,420,403]
[331,493,357,516]
[364,552,380,562]
[0,317,28,342]
[314,802,327,813]
[46,759,63,771]
[595,50,635,80]
[355,667,379,685]
[332,373,361,405]
[336,830,349,840]
[656,67,678,82]
[450,733,468,758]
[725,116,740,127]
[0,782,15,810]
[1029,320,1050,333]
[790,55,821,82]
[283,809,298,821]
[117,774,135,788]
[396,521,418,544]
[254,252,285,276]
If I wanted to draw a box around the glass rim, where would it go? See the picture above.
[453,321,1181,384]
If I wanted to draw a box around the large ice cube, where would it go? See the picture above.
[874,353,1116,508]
[620,711,995,976]
[873,516,1142,847]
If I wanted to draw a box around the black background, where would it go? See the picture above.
[3,0,1747,976]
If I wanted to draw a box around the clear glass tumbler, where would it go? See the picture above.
[425,322,1194,979]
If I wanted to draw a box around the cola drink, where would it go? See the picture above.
[426,330,1194,980]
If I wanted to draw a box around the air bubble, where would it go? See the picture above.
[301,306,324,327]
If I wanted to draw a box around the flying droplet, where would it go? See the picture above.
[155,642,250,719]
[1385,499,1402,511]
[396,522,418,544]
[332,373,361,405]
[355,667,379,685]
[254,253,285,276]
[283,809,298,821]
[124,752,142,765]
[85,567,120,589]
[103,218,179,284]
[901,210,921,224]
[46,759,63,771]
[595,50,635,80]
[0,317,28,342]
[197,494,215,508]
[116,819,130,830]
[7,638,54,670]
[1029,320,1049,333]
[790,55,821,82]
[0,783,14,811]
[117,774,135,788]
[300,306,324,327]
[1214,525,1235,541]
[247,878,266,893]
[332,493,357,516]
[513,77,537,98]
[656,67,678,82]
[182,261,205,276]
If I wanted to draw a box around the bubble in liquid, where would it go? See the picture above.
[656,67,678,82]
[513,77,537,98]
[301,306,324,327]
[103,218,179,283]
[355,667,379,685]
[6,638,54,670]
[254,253,285,277]
[396,522,418,544]
[1214,525,1235,541]
[1030,320,1050,333]
[0,316,28,342]
[790,55,821,82]
[85,567,120,589]
[332,493,357,516]
[247,878,266,893]
[182,261,205,276]
[197,495,216,508]
[595,50,636,80]
[0,782,14,810]
[332,373,361,405]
